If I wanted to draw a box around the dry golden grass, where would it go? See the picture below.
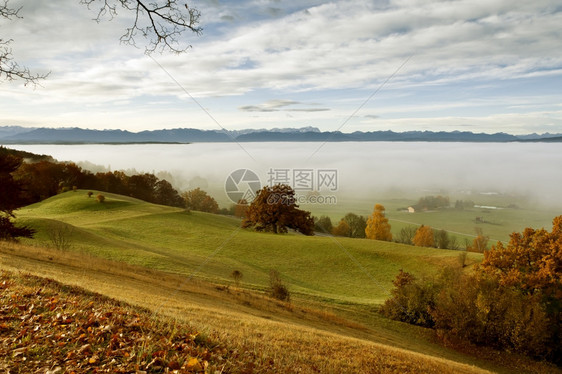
[1,241,559,374]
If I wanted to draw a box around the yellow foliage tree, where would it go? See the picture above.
[365,204,392,241]
[413,225,434,247]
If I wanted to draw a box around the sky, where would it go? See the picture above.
[1,0,562,134]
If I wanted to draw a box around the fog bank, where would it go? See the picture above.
[6,142,562,208]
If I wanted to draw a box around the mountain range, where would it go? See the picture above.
[1,126,561,143]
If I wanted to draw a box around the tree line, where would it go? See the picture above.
[11,157,185,208]
[0,147,229,239]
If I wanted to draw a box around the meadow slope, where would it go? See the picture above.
[2,191,559,373]
[16,191,483,304]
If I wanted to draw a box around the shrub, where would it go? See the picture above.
[431,272,553,359]
[48,222,73,251]
[380,270,438,327]
[382,263,560,363]
[231,270,243,287]
[0,216,35,241]
[269,270,290,302]
[458,251,467,267]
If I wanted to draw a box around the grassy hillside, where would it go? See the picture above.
[16,190,482,304]
[4,191,559,373]
[2,244,558,373]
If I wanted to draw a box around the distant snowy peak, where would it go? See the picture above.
[221,126,320,137]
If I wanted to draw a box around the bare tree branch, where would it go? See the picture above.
[0,0,20,19]
[0,0,48,86]
[0,0,201,85]
[0,40,48,86]
[81,0,203,54]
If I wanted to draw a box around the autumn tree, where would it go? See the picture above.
[383,217,562,362]
[0,154,35,240]
[413,225,434,247]
[332,219,351,237]
[1,0,202,85]
[242,184,314,236]
[365,204,392,241]
[466,228,489,252]
[481,216,562,299]
[182,188,218,213]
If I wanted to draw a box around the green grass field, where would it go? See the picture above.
[6,190,560,373]
[16,190,482,304]
[305,194,558,246]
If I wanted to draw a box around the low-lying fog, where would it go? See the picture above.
[7,142,562,208]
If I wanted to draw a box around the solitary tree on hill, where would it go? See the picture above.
[242,184,314,236]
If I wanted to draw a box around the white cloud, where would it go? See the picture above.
[0,0,561,133]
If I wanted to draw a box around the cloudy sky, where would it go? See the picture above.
[1,0,561,134]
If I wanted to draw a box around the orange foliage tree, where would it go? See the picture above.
[242,184,314,235]
[182,188,219,213]
[383,217,562,362]
[365,204,392,241]
[466,228,489,252]
[332,220,351,237]
[413,225,434,247]
[481,216,562,299]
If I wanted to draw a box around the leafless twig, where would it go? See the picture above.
[81,0,202,54]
